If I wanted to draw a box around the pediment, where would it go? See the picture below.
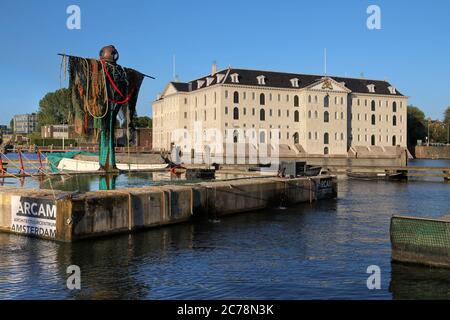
[306,77,351,93]
[161,83,178,97]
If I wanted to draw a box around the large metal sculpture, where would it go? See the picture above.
[60,45,151,172]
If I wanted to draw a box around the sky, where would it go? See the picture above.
[1,0,449,125]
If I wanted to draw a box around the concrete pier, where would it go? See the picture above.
[0,176,337,242]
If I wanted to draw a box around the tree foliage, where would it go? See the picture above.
[133,116,152,128]
[407,105,427,148]
[444,106,450,124]
[37,88,71,130]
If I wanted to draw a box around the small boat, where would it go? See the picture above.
[57,157,168,172]
[186,168,216,180]
[346,171,405,181]
[302,165,323,177]
[391,215,450,268]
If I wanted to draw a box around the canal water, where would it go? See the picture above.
[0,160,449,299]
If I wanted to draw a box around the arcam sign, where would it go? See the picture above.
[10,196,57,238]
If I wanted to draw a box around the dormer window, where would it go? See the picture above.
[197,80,205,88]
[388,86,397,94]
[367,84,376,93]
[290,78,299,88]
[257,75,266,85]
[216,73,225,83]
[206,77,214,86]
[230,73,240,83]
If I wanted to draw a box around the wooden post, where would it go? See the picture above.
[18,149,25,175]
[38,149,44,173]
[0,155,4,176]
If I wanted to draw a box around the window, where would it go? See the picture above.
[260,131,266,143]
[314,111,318,119]
[371,114,376,125]
[392,135,397,146]
[393,115,397,126]
[341,132,344,140]
[233,91,239,104]
[293,132,299,144]
[324,133,329,145]
[324,95,329,108]
[371,135,376,146]
[233,107,239,120]
[294,110,299,122]
[225,106,228,115]
[225,90,228,99]
[243,108,246,115]
[269,109,273,117]
[257,75,266,85]
[393,101,397,113]
[308,110,312,118]
[324,111,329,123]
[260,93,265,105]
[341,97,344,104]
[252,108,255,116]
[233,130,239,143]
[294,95,299,107]
[371,100,376,111]
[184,112,187,119]
[278,109,281,117]
[324,147,329,155]
[308,95,312,103]
[341,112,344,119]
[260,109,265,121]
[308,132,312,140]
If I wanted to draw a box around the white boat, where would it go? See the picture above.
[57,158,168,172]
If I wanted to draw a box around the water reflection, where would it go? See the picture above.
[390,263,450,299]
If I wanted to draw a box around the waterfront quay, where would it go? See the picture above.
[0,175,337,242]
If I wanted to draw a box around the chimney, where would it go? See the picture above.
[211,62,217,75]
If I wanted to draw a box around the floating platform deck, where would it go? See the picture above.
[391,215,450,268]
[0,176,337,242]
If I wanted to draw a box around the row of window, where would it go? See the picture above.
[227,91,402,111]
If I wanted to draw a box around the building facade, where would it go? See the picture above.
[13,113,38,135]
[41,124,75,139]
[152,66,408,156]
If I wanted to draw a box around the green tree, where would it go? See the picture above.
[429,121,446,143]
[9,118,14,133]
[133,116,152,128]
[444,106,450,124]
[37,88,71,130]
[407,105,427,149]
[443,106,450,143]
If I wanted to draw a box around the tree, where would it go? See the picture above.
[9,118,14,133]
[407,105,427,149]
[444,106,450,124]
[37,88,71,130]
[133,116,152,128]
[429,121,446,143]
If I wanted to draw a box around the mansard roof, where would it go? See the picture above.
[170,68,404,96]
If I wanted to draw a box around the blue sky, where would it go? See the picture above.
[1,0,449,124]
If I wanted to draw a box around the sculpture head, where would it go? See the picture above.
[99,45,119,63]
